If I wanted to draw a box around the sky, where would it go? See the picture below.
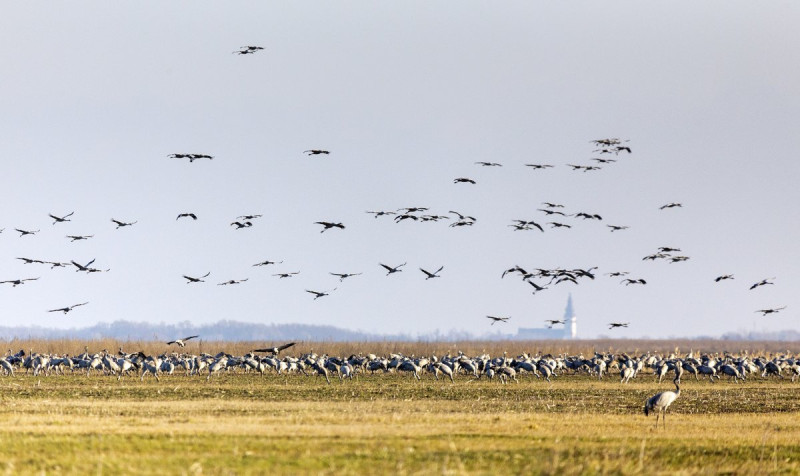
[1,2,798,339]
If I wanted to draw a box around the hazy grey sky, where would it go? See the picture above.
[1,2,798,339]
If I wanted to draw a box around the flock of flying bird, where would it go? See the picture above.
[1,132,788,337]
[1,45,788,346]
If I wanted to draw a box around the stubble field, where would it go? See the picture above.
[1,340,799,475]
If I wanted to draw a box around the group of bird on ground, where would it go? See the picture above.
[5,344,800,427]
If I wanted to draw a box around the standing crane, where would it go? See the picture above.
[644,379,681,429]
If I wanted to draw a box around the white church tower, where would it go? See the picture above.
[563,294,577,339]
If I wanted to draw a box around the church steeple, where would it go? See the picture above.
[564,294,577,339]
[564,294,575,319]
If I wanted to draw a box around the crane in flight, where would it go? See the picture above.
[486,315,510,325]
[749,278,775,290]
[183,272,210,283]
[167,336,199,347]
[230,221,253,229]
[253,260,283,267]
[755,306,786,316]
[252,342,296,356]
[315,222,345,233]
[49,212,74,225]
[306,288,336,300]
[330,272,362,282]
[48,302,89,314]
[234,46,264,55]
[419,266,444,280]
[15,228,39,237]
[111,219,137,229]
[67,235,93,242]
[0,277,39,287]
[380,263,406,275]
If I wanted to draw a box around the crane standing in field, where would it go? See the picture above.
[644,378,681,429]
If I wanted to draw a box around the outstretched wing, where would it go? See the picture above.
[277,342,296,352]
[183,335,199,342]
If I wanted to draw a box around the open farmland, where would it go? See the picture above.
[1,340,800,474]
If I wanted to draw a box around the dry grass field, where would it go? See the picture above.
[1,340,799,475]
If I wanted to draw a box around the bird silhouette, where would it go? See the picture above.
[315,222,345,233]
[170,153,213,162]
[273,271,300,279]
[749,278,775,290]
[486,315,510,325]
[234,46,264,55]
[573,212,602,220]
[420,266,444,280]
[538,208,567,217]
[16,257,45,265]
[230,221,253,229]
[755,306,786,316]
[714,274,734,282]
[48,302,89,314]
[545,319,565,328]
[304,150,330,155]
[366,210,396,219]
[70,259,96,272]
[306,288,336,300]
[449,211,476,222]
[608,322,629,329]
[525,164,554,170]
[66,235,93,242]
[111,219,137,229]
[567,164,601,172]
[659,203,682,210]
[621,278,647,286]
[591,158,617,164]
[218,278,249,286]
[176,213,197,220]
[548,222,572,229]
[453,177,476,184]
[607,225,629,232]
[15,228,39,237]
[253,260,283,267]
[330,272,362,282]
[475,161,502,167]
[0,277,40,287]
[183,272,211,283]
[49,212,74,225]
[380,263,406,275]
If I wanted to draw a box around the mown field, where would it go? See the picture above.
[1,340,799,475]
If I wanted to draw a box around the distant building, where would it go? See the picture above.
[564,293,577,339]
[515,294,577,340]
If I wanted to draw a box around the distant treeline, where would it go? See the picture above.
[0,320,797,342]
